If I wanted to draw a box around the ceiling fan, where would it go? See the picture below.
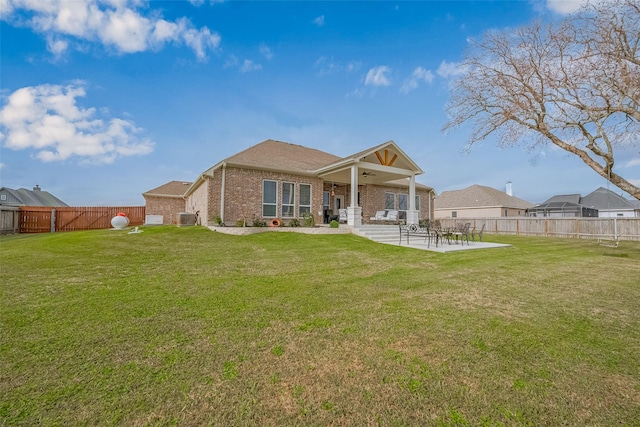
[361,170,377,177]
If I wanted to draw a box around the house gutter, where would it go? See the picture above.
[220,162,227,223]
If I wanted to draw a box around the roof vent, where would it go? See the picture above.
[33,185,41,191]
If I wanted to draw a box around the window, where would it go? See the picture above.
[415,195,420,211]
[452,211,457,218]
[282,182,295,217]
[263,180,277,217]
[385,192,395,210]
[323,191,330,210]
[299,184,311,216]
[399,194,408,211]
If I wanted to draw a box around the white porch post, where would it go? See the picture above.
[406,174,419,225]
[348,165,362,226]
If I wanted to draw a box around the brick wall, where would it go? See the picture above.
[179,166,435,226]
[219,167,324,226]
[143,195,186,224]
[185,178,209,225]
[359,184,434,223]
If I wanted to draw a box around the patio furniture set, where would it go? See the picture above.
[399,222,485,248]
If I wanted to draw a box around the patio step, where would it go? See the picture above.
[355,225,401,244]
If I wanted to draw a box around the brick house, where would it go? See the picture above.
[434,184,533,219]
[142,181,192,224]
[147,139,435,227]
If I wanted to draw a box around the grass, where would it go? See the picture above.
[1,226,639,426]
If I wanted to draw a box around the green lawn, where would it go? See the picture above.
[1,226,639,426]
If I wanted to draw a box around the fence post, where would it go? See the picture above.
[51,208,56,233]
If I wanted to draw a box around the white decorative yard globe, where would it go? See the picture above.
[111,215,129,229]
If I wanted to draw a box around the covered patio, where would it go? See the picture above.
[314,141,426,227]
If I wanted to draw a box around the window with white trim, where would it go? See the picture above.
[262,180,277,217]
[299,184,311,216]
[282,182,295,217]
[415,195,420,211]
[384,192,395,210]
[399,194,408,211]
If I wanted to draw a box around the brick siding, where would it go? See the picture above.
[143,196,186,224]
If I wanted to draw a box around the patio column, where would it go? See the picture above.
[406,174,419,225]
[348,165,362,226]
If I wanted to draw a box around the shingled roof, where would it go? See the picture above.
[143,181,192,198]
[223,139,342,174]
[0,186,68,207]
[435,184,533,209]
[581,187,638,210]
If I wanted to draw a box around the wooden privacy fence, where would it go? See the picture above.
[439,217,640,241]
[0,206,20,235]
[17,206,145,233]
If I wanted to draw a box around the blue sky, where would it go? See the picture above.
[1,0,637,206]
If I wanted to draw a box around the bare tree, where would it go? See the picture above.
[443,0,640,200]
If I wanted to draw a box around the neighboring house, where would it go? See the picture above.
[142,181,192,225]
[527,194,598,217]
[0,185,68,207]
[147,139,435,227]
[434,184,533,219]
[581,187,640,218]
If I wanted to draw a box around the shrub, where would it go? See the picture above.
[253,219,267,227]
[288,218,300,227]
[302,212,315,227]
[329,220,339,228]
[236,219,246,227]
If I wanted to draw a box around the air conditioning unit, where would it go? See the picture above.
[177,212,197,227]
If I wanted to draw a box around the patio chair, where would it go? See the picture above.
[451,223,471,245]
[370,210,386,221]
[472,223,485,242]
[338,209,348,223]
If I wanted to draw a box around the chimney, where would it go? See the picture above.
[33,185,41,191]
[506,181,512,196]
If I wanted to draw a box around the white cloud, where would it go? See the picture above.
[625,158,640,168]
[2,0,221,60]
[436,60,468,78]
[224,54,238,68]
[546,0,588,14]
[364,66,391,87]
[546,0,617,14]
[259,43,273,60]
[400,67,434,93]
[240,59,262,73]
[0,83,154,164]
[314,57,361,75]
[313,15,325,27]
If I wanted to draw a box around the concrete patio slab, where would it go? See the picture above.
[382,240,512,253]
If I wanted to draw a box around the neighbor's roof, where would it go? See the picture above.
[142,180,192,198]
[434,184,533,210]
[222,139,342,174]
[540,194,582,205]
[0,187,68,207]
[581,187,639,210]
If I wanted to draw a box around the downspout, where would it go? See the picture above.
[220,163,227,224]
[429,189,434,220]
